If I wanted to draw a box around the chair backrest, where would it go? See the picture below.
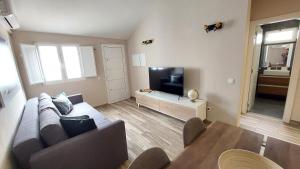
[128,147,170,169]
[183,117,206,147]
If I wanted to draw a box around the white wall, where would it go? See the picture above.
[127,0,251,125]
[12,31,126,107]
[251,0,300,20]
[0,26,27,169]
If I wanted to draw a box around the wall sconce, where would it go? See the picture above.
[142,39,154,45]
[204,22,223,33]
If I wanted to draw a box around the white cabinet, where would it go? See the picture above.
[135,91,207,121]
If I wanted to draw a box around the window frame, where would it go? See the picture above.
[60,44,84,80]
[20,44,45,85]
[34,43,86,85]
[36,44,64,83]
[264,27,299,45]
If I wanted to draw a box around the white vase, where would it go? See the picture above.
[188,89,199,101]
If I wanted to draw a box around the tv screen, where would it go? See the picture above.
[149,67,184,96]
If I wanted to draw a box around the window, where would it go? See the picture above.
[265,28,299,44]
[38,45,63,82]
[61,46,82,79]
[21,44,44,84]
[21,44,97,85]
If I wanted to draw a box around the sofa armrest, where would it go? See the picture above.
[30,120,128,169]
[67,94,83,105]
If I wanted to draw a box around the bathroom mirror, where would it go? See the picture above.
[262,43,295,68]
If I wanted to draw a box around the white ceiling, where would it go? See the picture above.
[10,0,155,39]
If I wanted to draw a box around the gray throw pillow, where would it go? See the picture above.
[52,92,73,115]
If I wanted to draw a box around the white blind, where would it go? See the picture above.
[265,27,299,44]
[79,46,97,77]
[20,44,44,84]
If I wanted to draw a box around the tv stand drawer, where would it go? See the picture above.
[136,94,160,111]
[160,101,195,121]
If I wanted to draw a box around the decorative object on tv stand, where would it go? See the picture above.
[188,89,199,102]
[142,39,154,45]
[139,89,152,93]
[204,22,223,33]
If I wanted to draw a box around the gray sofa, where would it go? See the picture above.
[12,93,128,169]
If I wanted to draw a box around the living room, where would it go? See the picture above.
[1,0,300,169]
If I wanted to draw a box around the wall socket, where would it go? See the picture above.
[207,107,212,112]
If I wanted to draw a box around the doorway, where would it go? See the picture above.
[247,19,300,119]
[102,44,130,103]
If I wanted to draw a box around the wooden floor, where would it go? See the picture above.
[98,99,300,168]
[98,99,185,168]
[240,113,300,145]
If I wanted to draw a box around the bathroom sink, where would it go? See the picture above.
[263,70,290,76]
[218,149,282,169]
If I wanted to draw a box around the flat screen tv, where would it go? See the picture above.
[149,67,184,96]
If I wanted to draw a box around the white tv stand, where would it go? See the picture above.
[135,91,207,122]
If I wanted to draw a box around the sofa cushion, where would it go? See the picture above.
[13,98,44,169]
[39,109,69,146]
[52,92,73,115]
[38,93,69,146]
[67,102,111,128]
[39,93,60,115]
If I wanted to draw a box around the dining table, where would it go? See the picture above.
[167,121,300,169]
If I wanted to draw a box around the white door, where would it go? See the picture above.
[102,44,130,103]
[247,26,263,111]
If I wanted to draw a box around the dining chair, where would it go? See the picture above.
[183,117,206,147]
[128,147,170,169]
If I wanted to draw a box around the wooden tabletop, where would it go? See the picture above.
[167,121,300,169]
[264,137,300,169]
